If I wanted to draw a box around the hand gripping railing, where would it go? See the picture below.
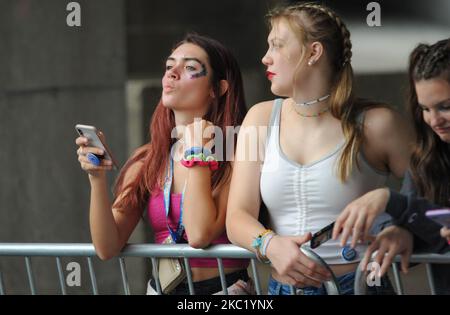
[298,247,341,295]
[0,243,339,295]
[354,252,450,295]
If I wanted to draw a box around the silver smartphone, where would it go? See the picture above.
[75,124,119,169]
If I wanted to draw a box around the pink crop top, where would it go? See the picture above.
[147,190,249,268]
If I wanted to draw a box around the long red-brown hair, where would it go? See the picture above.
[113,33,247,213]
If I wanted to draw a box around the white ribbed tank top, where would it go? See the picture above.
[260,99,389,264]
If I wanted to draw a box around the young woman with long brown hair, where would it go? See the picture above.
[333,38,450,294]
[75,33,251,295]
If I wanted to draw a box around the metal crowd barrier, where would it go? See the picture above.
[0,243,340,295]
[354,253,450,295]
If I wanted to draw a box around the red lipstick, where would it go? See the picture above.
[266,71,276,80]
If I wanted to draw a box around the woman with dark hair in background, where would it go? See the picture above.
[75,33,252,295]
[333,38,450,294]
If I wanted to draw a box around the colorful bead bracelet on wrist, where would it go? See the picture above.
[184,146,212,157]
[181,147,218,171]
[251,229,275,264]
[261,232,275,258]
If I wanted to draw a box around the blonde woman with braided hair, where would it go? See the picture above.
[226,2,412,294]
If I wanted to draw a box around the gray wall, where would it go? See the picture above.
[0,0,129,294]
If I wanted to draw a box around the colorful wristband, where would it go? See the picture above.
[181,157,219,171]
[184,147,212,159]
[182,147,218,171]
[261,232,275,258]
[251,229,274,264]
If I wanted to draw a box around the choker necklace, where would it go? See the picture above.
[294,106,330,118]
[295,94,330,107]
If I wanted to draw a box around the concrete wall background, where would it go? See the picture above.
[1,0,448,294]
[0,0,130,294]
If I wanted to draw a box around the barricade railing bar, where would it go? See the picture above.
[0,243,340,295]
[2,243,448,295]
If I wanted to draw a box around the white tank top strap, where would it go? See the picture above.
[266,98,283,140]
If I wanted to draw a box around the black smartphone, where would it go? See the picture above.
[310,222,335,249]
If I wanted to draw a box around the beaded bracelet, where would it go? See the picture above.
[251,229,274,264]
[185,153,205,161]
[261,232,276,258]
[181,147,218,171]
[183,147,212,159]
[181,158,219,171]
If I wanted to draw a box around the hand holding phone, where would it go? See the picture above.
[310,222,335,249]
[425,209,450,228]
[75,124,118,170]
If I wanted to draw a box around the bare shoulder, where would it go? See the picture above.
[242,100,275,127]
[362,106,413,158]
[363,106,405,139]
[363,106,413,177]
[236,100,277,162]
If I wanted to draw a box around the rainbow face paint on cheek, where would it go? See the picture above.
[190,64,208,79]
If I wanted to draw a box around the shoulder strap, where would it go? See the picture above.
[266,98,283,140]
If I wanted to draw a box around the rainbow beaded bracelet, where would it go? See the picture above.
[181,147,218,171]
[251,229,275,264]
